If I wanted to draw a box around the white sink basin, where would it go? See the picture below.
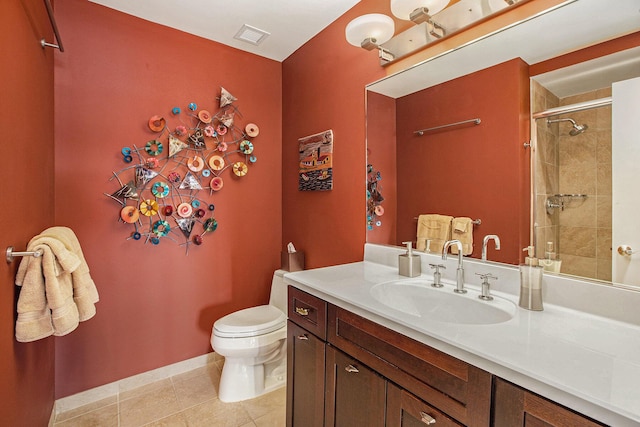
[370,279,516,325]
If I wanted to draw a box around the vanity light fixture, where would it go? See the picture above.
[390,0,450,23]
[345,14,395,53]
[346,0,521,65]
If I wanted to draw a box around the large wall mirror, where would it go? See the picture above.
[365,0,640,288]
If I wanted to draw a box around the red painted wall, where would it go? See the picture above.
[395,59,530,264]
[53,0,282,398]
[282,0,389,269]
[366,92,397,245]
[0,0,56,424]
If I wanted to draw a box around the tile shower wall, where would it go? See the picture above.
[533,82,612,281]
[533,81,560,263]
[558,88,612,281]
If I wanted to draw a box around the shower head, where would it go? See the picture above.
[546,117,588,136]
[569,122,588,136]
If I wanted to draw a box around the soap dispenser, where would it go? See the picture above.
[399,241,421,278]
[540,241,562,273]
[519,246,544,311]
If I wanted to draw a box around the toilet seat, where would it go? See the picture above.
[214,305,286,338]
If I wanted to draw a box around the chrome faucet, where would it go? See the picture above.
[481,235,501,261]
[442,239,466,294]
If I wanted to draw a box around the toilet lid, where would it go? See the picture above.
[214,305,286,338]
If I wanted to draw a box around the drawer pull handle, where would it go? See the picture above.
[420,412,436,425]
[345,364,359,373]
[297,334,309,340]
[295,307,309,316]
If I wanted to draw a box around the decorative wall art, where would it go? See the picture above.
[298,130,333,191]
[105,87,259,253]
[366,163,384,230]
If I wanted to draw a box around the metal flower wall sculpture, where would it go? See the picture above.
[105,87,259,253]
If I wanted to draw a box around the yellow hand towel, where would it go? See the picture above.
[416,214,453,253]
[15,239,79,341]
[14,227,99,342]
[450,217,473,256]
[37,227,99,321]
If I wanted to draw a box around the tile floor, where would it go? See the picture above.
[52,359,286,427]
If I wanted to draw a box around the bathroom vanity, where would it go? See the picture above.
[285,244,640,426]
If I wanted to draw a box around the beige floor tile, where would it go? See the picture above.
[53,403,118,427]
[119,381,181,427]
[143,411,189,426]
[172,368,219,409]
[54,361,285,427]
[253,407,286,427]
[54,396,117,423]
[120,378,174,402]
[240,388,286,421]
[182,398,253,427]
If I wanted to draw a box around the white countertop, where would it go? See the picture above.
[284,245,640,426]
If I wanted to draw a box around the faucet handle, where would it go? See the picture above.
[475,273,498,300]
[429,264,446,288]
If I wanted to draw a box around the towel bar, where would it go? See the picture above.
[413,218,481,225]
[414,118,481,136]
[41,0,64,52]
[5,247,43,263]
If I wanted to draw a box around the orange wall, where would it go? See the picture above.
[282,0,390,268]
[395,59,530,264]
[0,0,56,424]
[366,92,397,245]
[53,0,282,398]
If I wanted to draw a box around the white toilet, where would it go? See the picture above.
[211,270,288,402]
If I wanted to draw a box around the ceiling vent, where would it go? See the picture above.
[234,24,270,46]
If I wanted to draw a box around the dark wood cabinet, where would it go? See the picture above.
[492,378,607,427]
[327,304,492,426]
[286,320,326,427]
[386,382,464,427]
[325,346,386,427]
[287,285,607,427]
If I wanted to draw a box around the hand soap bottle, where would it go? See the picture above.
[519,246,544,311]
[399,241,421,278]
[540,241,562,273]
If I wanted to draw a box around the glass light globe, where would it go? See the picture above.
[345,13,395,47]
[390,0,450,21]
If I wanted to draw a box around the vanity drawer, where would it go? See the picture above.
[387,382,463,427]
[327,304,491,426]
[288,287,327,340]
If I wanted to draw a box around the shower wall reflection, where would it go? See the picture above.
[533,82,612,281]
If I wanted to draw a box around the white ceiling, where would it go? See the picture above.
[88,0,361,62]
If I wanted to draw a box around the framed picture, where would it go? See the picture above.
[298,130,333,191]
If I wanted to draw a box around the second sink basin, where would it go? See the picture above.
[370,279,516,325]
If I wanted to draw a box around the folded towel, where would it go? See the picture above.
[416,214,453,253]
[37,227,99,321]
[450,217,473,256]
[15,227,98,342]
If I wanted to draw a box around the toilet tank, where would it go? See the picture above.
[269,269,288,313]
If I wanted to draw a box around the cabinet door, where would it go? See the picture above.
[325,346,386,427]
[287,320,326,427]
[492,378,606,427]
[386,383,463,427]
